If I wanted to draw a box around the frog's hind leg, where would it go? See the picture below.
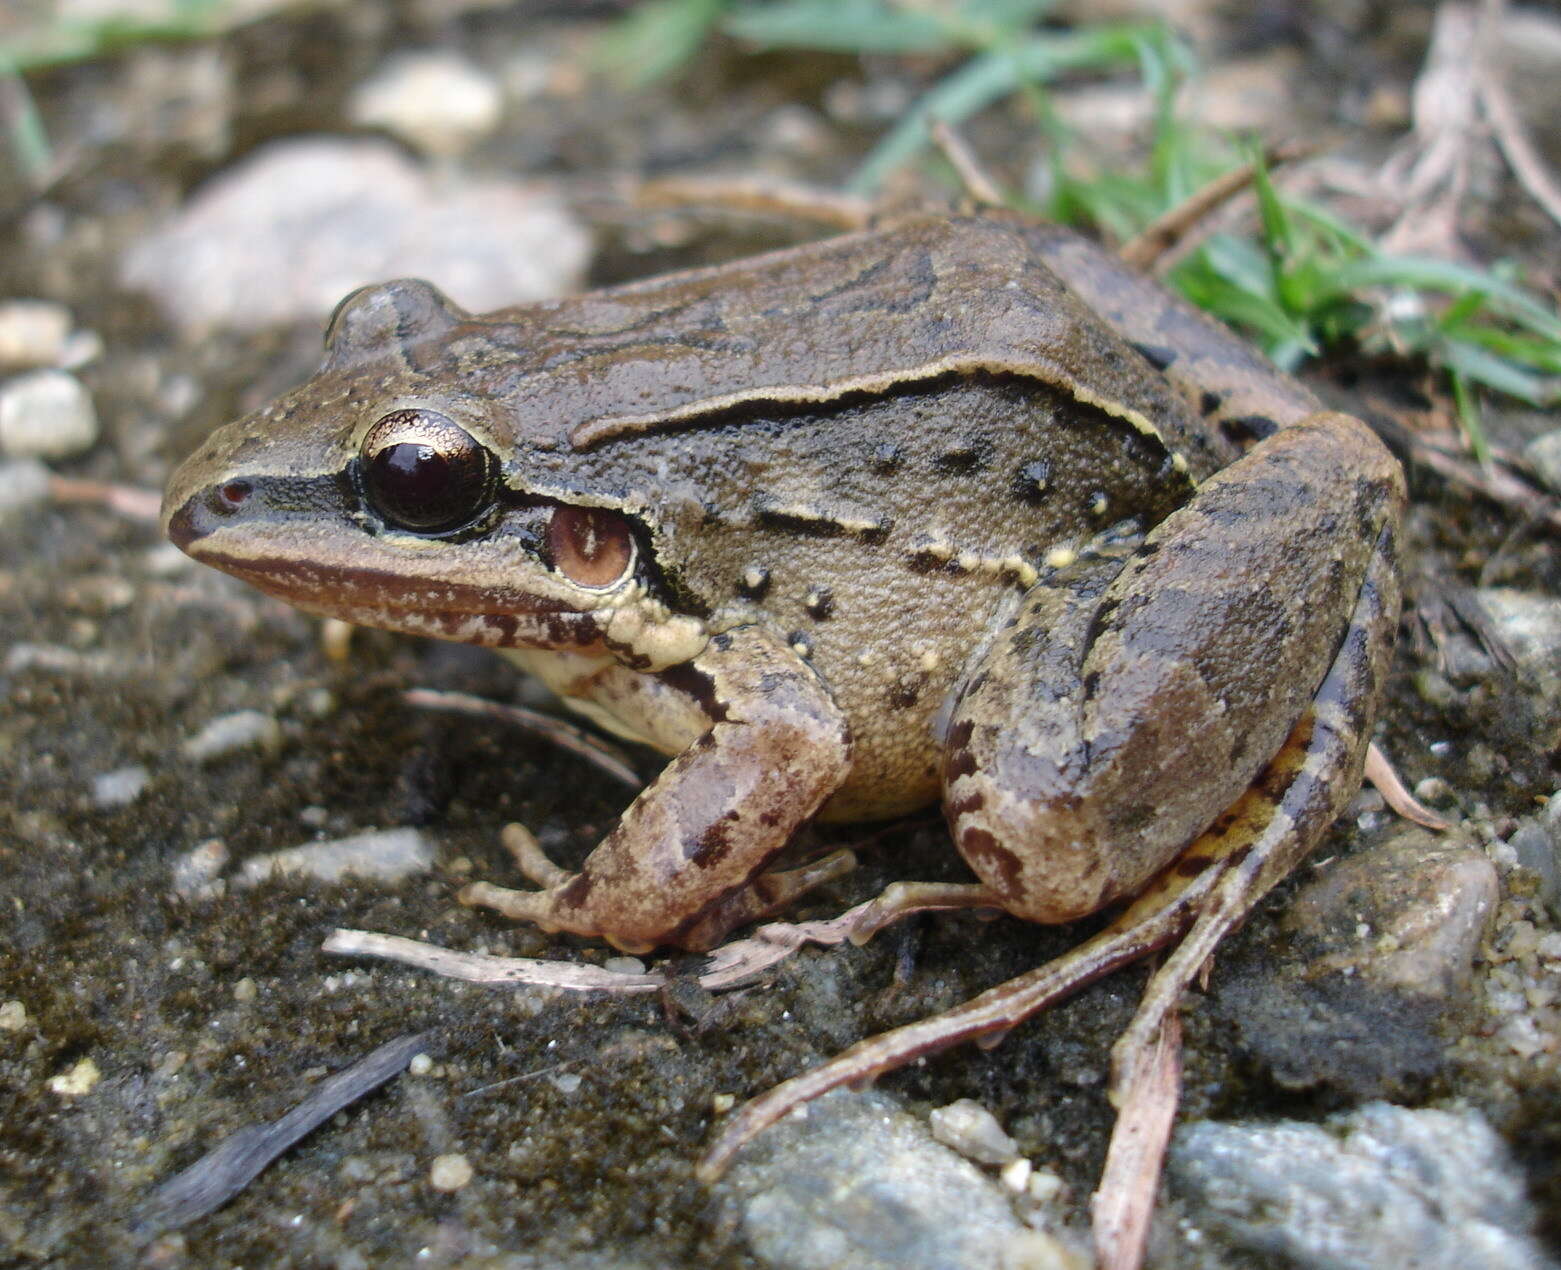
[698,523,1397,1183]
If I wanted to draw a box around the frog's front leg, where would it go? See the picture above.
[460,626,852,953]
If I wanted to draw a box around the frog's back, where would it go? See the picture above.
[441,216,1230,818]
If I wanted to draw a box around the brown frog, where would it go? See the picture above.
[161,211,1404,1181]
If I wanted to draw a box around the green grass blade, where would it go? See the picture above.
[849,25,1149,194]
[597,0,730,87]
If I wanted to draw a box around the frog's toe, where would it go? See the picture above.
[500,822,572,887]
[458,879,569,932]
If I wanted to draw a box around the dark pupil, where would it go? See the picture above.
[361,417,492,533]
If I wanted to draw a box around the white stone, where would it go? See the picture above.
[181,709,282,762]
[236,827,435,887]
[350,52,503,157]
[0,369,99,459]
[429,1153,474,1191]
[122,138,590,333]
[928,1098,1019,1165]
[0,299,71,368]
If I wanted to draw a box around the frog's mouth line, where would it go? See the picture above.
[190,548,603,650]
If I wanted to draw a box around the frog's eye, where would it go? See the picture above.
[359,409,496,534]
[547,505,636,589]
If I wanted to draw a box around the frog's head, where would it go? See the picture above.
[161,279,706,669]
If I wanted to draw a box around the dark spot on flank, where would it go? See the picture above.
[888,679,921,709]
[1132,342,1177,371]
[946,790,985,818]
[1200,390,1223,416]
[1081,670,1101,700]
[958,827,1021,891]
[1175,852,1214,877]
[947,719,975,751]
[1224,414,1281,444]
[787,631,814,658]
[805,587,834,620]
[871,442,902,473]
[934,440,988,474]
[736,566,770,599]
[1013,460,1052,503]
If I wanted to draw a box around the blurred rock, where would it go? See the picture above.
[0,458,51,521]
[1475,588,1561,699]
[181,709,282,763]
[0,369,98,459]
[718,1089,1083,1270]
[350,51,504,157]
[928,1098,1019,1166]
[1170,1103,1552,1270]
[1525,429,1561,495]
[1513,793,1561,918]
[237,827,434,888]
[121,137,591,334]
[0,300,71,369]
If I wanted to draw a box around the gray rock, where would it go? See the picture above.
[236,827,434,887]
[0,369,99,459]
[1279,828,1498,1000]
[718,1088,1082,1270]
[1170,1103,1555,1270]
[1475,588,1561,699]
[1515,792,1561,916]
[121,137,591,334]
[1525,429,1561,495]
[0,457,51,521]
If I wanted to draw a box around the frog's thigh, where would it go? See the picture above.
[945,411,1405,923]
[462,625,852,952]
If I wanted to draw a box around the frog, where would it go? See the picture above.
[161,209,1405,1184]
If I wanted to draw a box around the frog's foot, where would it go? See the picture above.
[697,518,1397,1185]
[844,881,1003,947]
[674,849,859,952]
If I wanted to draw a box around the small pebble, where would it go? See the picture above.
[1027,1168,1066,1205]
[171,838,229,896]
[237,827,434,887]
[181,709,283,763]
[350,52,503,157]
[604,956,647,976]
[928,1098,1019,1165]
[0,457,52,522]
[711,1092,735,1114]
[232,977,257,1003]
[428,1153,474,1192]
[47,1057,101,1097]
[91,764,149,809]
[0,1000,27,1031]
[0,369,99,459]
[0,299,72,368]
[409,1052,434,1076]
[1000,1156,1033,1193]
[548,1071,582,1095]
